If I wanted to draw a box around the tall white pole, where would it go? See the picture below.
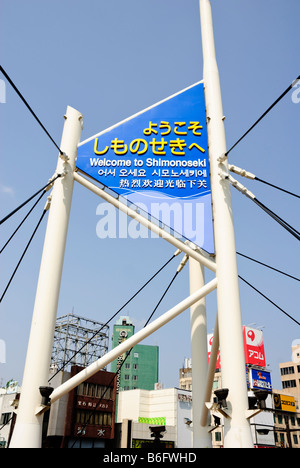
[199,0,253,448]
[9,106,83,448]
[189,257,211,447]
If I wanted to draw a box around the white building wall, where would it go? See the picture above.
[250,394,275,447]
[0,388,20,447]
[177,394,193,447]
[47,370,70,436]
[117,387,193,448]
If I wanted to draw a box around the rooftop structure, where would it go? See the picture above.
[50,313,109,372]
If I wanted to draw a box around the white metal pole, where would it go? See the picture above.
[50,277,218,404]
[200,314,219,427]
[9,106,83,449]
[199,0,253,448]
[189,257,211,447]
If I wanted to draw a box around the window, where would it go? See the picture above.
[281,366,294,375]
[75,410,112,426]
[133,375,138,381]
[77,383,112,399]
[134,353,139,358]
[215,432,222,442]
[282,380,296,389]
[212,380,219,389]
[276,414,283,424]
[293,434,298,445]
[133,364,138,370]
[124,374,130,380]
[0,413,11,425]
[290,416,296,426]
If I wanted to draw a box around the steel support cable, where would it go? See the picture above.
[228,176,300,242]
[239,275,300,327]
[144,270,179,327]
[237,252,300,283]
[0,209,47,303]
[252,197,300,241]
[229,165,300,200]
[254,177,300,200]
[48,253,177,382]
[226,75,300,156]
[0,65,63,155]
[0,173,62,226]
[71,267,181,446]
[0,191,46,254]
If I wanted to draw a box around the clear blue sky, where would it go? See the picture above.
[0,0,299,391]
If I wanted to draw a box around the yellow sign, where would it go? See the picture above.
[274,393,296,413]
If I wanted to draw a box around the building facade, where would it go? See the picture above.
[179,326,276,448]
[273,340,300,448]
[0,381,20,448]
[116,387,192,448]
[279,340,300,398]
[45,366,117,448]
[110,316,159,392]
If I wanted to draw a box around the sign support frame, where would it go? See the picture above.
[199,0,254,448]
[9,2,254,449]
[9,106,83,448]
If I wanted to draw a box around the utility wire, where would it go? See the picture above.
[237,252,300,283]
[0,208,47,303]
[48,253,177,382]
[0,65,63,155]
[226,75,300,156]
[72,266,181,446]
[239,275,300,327]
[0,173,61,226]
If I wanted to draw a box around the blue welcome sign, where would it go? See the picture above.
[76,82,214,253]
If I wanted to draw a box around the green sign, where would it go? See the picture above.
[138,416,166,425]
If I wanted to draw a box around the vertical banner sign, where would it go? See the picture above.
[207,334,221,369]
[76,82,214,253]
[207,326,267,370]
[243,326,266,367]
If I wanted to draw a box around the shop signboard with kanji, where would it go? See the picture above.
[76,82,214,253]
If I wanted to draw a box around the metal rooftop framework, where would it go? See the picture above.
[50,313,109,371]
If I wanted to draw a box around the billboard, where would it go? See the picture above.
[249,368,272,391]
[76,82,214,253]
[243,326,266,367]
[207,333,221,369]
[207,326,266,369]
[273,394,296,413]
